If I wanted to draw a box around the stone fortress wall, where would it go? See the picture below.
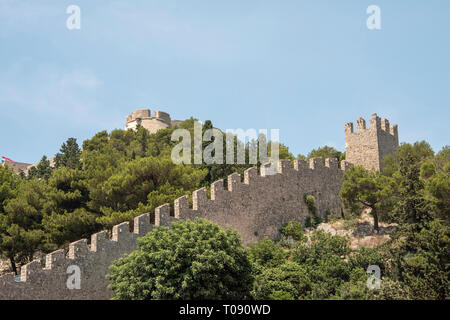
[2,157,56,175]
[0,113,398,300]
[0,158,348,299]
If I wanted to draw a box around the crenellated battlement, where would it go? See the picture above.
[166,157,346,242]
[127,109,170,123]
[125,108,181,134]
[1,110,396,300]
[357,117,367,131]
[345,113,399,171]
[345,113,397,137]
[0,157,347,300]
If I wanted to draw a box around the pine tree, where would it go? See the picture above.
[55,138,81,169]
[340,166,396,232]
[28,155,53,181]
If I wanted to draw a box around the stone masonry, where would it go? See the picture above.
[0,113,399,299]
[345,113,398,171]
[0,158,348,300]
[125,109,181,134]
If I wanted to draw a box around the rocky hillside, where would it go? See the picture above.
[307,210,398,250]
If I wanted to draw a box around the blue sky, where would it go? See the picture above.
[1,0,449,163]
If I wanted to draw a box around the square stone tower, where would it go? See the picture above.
[345,113,398,171]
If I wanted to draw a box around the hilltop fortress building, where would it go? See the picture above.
[0,112,399,300]
[125,109,181,133]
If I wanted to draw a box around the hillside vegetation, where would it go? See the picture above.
[0,119,448,300]
[0,118,292,274]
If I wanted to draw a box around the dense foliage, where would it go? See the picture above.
[0,118,294,274]
[108,218,253,299]
[0,115,448,300]
[297,146,345,166]
[109,141,448,300]
[340,166,396,231]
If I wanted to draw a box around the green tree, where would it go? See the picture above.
[293,231,352,299]
[55,138,82,169]
[47,167,90,212]
[91,157,206,228]
[307,146,345,163]
[28,155,53,181]
[0,224,44,275]
[267,142,295,161]
[42,208,99,250]
[382,141,434,177]
[135,125,150,155]
[40,167,100,249]
[392,153,433,228]
[387,220,449,299]
[293,230,350,265]
[247,238,288,270]
[433,145,450,171]
[249,230,353,300]
[280,221,306,242]
[349,247,385,273]
[0,179,50,273]
[0,165,18,212]
[251,260,310,300]
[420,162,450,221]
[340,166,396,232]
[108,218,253,300]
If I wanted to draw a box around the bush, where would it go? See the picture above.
[324,210,341,222]
[251,260,310,300]
[247,238,287,270]
[305,215,323,229]
[393,220,449,299]
[107,218,253,300]
[350,247,385,273]
[343,217,359,230]
[304,194,317,215]
[303,194,322,228]
[293,230,349,265]
[280,221,306,242]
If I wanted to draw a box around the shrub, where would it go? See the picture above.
[107,218,253,300]
[304,194,317,215]
[251,260,310,300]
[247,237,287,270]
[280,221,306,242]
[325,210,341,222]
[305,215,323,229]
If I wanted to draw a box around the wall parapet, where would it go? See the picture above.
[125,109,173,133]
[345,113,398,138]
[0,157,346,300]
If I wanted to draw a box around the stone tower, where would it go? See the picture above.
[126,109,181,134]
[345,113,398,171]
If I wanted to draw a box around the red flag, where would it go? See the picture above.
[1,156,14,163]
